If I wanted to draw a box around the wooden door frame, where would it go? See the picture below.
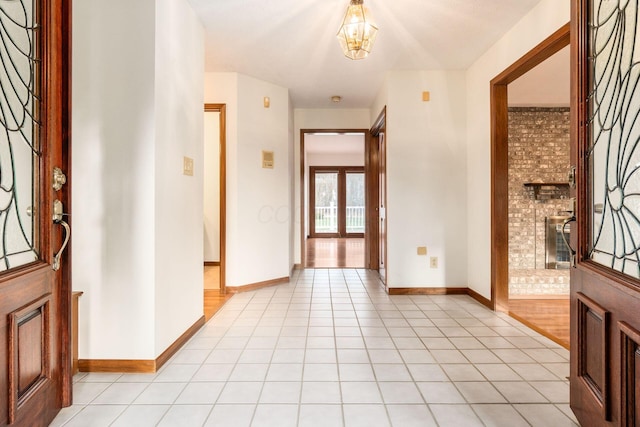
[308,166,365,238]
[204,104,226,293]
[490,23,570,311]
[300,129,371,268]
[370,108,386,279]
[61,0,73,407]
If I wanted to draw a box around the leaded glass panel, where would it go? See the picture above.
[0,0,40,271]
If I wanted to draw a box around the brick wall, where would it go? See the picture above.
[508,107,570,294]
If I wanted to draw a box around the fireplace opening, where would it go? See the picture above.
[545,215,571,269]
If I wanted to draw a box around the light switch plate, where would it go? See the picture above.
[183,156,194,176]
[262,151,274,169]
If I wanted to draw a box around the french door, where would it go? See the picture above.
[571,0,640,425]
[0,0,71,426]
[309,167,365,238]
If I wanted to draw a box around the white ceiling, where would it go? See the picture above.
[188,0,543,109]
[508,46,570,107]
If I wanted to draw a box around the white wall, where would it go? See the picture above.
[73,0,156,359]
[73,0,204,360]
[154,0,205,355]
[205,72,292,287]
[204,111,220,262]
[293,109,371,264]
[308,152,364,167]
[371,79,388,126]
[465,0,570,299]
[384,71,468,288]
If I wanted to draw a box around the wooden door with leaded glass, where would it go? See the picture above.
[571,0,640,425]
[0,0,71,425]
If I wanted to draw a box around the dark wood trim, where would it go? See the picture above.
[365,131,379,270]
[226,276,290,293]
[204,261,220,267]
[572,0,588,267]
[370,107,386,283]
[78,359,156,374]
[493,24,570,85]
[491,82,509,313]
[72,292,83,376]
[204,104,226,294]
[388,287,468,295]
[576,292,611,420]
[619,321,640,427]
[300,130,306,267]
[8,294,52,423]
[79,315,206,373]
[490,24,570,313]
[371,107,386,135]
[60,0,73,408]
[467,288,493,310]
[155,315,206,370]
[300,129,370,267]
[293,263,303,270]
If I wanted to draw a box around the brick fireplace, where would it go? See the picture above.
[508,107,570,296]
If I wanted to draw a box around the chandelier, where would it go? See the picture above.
[336,0,378,60]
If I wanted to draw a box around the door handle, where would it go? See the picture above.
[561,216,576,268]
[52,199,70,271]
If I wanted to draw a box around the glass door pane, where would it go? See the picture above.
[0,0,40,271]
[588,0,640,278]
[346,172,365,234]
[314,172,338,234]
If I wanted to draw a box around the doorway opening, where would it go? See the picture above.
[491,24,570,348]
[203,104,229,320]
[301,130,368,269]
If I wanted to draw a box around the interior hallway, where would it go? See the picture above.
[53,269,577,427]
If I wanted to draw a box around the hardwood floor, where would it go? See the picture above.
[204,265,220,289]
[203,264,230,321]
[508,298,570,349]
[204,289,232,322]
[306,237,364,268]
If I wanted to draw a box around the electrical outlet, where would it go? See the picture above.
[430,257,438,268]
[417,246,427,256]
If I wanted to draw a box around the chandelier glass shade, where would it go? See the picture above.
[336,0,378,60]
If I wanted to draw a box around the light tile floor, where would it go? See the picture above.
[52,269,579,426]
